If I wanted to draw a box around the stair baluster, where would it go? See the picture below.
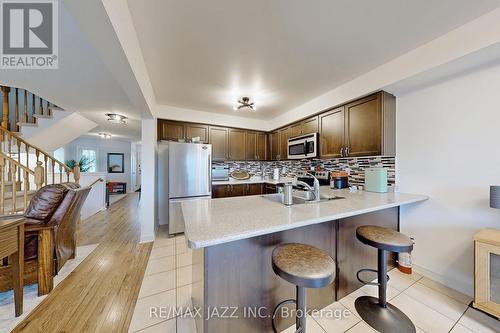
[0,157,4,215]
[11,161,17,212]
[44,155,48,187]
[16,140,21,191]
[23,170,28,208]
[14,88,19,132]
[31,93,36,124]
[22,90,28,124]
[51,159,55,184]
[1,86,10,130]
[34,161,44,190]
[39,97,44,116]
[25,143,29,171]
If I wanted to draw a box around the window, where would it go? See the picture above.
[79,148,97,172]
[53,147,64,173]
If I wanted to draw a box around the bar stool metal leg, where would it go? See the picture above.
[272,286,306,333]
[355,249,416,333]
[378,249,387,307]
[296,286,306,332]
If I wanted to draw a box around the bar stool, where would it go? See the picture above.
[355,225,416,333]
[271,243,335,333]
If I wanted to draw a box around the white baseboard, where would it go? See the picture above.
[413,263,473,297]
[140,233,155,243]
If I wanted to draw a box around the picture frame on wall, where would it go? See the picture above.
[107,153,124,173]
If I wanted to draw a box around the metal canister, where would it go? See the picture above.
[283,183,294,206]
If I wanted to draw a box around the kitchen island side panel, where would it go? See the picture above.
[202,221,337,333]
[337,207,399,299]
[193,207,400,333]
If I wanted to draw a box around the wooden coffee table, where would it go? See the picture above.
[0,218,25,317]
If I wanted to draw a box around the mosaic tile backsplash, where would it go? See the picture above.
[213,156,396,186]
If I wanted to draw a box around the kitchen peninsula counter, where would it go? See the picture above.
[182,188,427,249]
[182,188,427,333]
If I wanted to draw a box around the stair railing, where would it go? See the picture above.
[0,152,40,215]
[0,127,80,185]
[1,85,58,133]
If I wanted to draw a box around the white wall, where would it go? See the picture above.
[139,119,157,243]
[397,62,500,296]
[79,172,107,219]
[62,136,132,190]
[130,142,142,191]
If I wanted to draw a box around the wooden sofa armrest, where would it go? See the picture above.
[0,214,24,219]
[24,224,54,232]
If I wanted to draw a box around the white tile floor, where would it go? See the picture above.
[129,232,500,333]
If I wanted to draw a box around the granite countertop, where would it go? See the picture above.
[212,176,296,185]
[182,187,428,249]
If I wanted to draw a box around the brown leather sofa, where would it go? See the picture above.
[0,182,91,295]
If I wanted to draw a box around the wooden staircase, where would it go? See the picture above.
[0,85,80,215]
[1,86,60,134]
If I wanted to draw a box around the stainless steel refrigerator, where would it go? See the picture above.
[157,141,212,235]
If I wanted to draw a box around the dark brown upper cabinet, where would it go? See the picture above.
[185,123,209,143]
[158,90,395,161]
[290,123,303,138]
[158,120,208,143]
[269,131,280,160]
[209,126,229,161]
[319,92,395,158]
[256,132,267,160]
[245,131,267,161]
[290,116,319,138]
[278,127,291,160]
[319,107,345,158]
[158,120,184,141]
[345,92,395,157]
[302,116,319,135]
[245,131,257,161]
[228,129,246,161]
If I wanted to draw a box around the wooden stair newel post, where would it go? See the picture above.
[34,161,45,189]
[73,165,80,185]
[1,86,10,130]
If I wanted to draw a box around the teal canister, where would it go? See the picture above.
[364,167,388,193]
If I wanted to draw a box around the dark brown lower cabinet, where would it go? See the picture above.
[211,184,246,198]
[264,183,277,194]
[229,184,245,197]
[211,185,228,198]
[212,183,274,198]
[245,183,263,196]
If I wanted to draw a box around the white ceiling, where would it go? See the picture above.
[128,0,500,119]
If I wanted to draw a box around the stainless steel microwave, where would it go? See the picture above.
[287,133,318,159]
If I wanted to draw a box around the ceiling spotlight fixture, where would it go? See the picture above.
[106,113,127,125]
[233,97,256,111]
[98,132,112,139]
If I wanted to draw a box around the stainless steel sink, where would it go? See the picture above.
[261,193,345,205]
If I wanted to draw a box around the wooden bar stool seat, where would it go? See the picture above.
[355,225,416,333]
[271,243,335,333]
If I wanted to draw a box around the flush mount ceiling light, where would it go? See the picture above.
[98,132,112,139]
[233,97,256,111]
[106,113,127,125]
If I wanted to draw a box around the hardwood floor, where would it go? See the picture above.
[13,193,153,332]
